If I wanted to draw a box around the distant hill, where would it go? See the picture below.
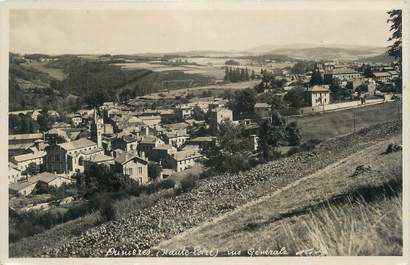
[357,52,395,63]
[263,47,386,61]
[246,44,387,61]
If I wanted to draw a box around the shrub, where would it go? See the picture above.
[180,174,198,193]
[222,152,254,173]
[100,199,117,222]
[160,178,176,189]
[143,183,157,194]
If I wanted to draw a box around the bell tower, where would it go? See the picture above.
[91,108,104,148]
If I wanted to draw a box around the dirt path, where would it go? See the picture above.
[156,135,402,250]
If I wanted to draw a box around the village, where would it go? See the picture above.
[5,6,406,259]
[8,57,400,210]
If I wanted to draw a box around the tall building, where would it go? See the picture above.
[91,109,104,148]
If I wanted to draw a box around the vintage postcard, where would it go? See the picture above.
[0,0,408,264]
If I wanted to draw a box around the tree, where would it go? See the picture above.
[148,162,162,180]
[250,70,256,80]
[258,112,286,161]
[283,87,306,108]
[387,10,402,61]
[309,68,324,86]
[229,88,256,117]
[218,120,251,154]
[286,121,301,146]
[355,84,368,95]
[192,105,206,121]
[23,162,40,176]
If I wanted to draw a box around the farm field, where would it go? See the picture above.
[157,135,402,255]
[133,79,260,101]
[21,61,66,81]
[286,101,401,142]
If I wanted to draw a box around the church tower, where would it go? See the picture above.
[91,108,104,148]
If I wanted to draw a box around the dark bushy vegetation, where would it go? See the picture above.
[179,174,198,193]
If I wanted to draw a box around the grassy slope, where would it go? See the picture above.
[21,62,66,81]
[9,120,401,257]
[157,136,402,255]
[287,101,401,141]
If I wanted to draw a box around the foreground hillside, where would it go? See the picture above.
[157,135,402,255]
[10,120,401,257]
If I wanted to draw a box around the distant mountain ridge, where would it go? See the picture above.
[246,44,387,61]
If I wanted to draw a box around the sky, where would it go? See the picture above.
[9,9,392,54]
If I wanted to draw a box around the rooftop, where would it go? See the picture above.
[373,72,391,77]
[114,151,147,165]
[254,102,271,108]
[172,149,202,161]
[59,138,97,151]
[331,68,359,75]
[13,151,47,162]
[86,153,114,163]
[189,136,216,142]
[139,136,158,144]
[307,85,330,92]
[80,147,104,156]
[9,143,34,150]
[9,133,43,141]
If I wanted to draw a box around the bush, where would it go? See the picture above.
[180,174,198,193]
[160,178,176,189]
[100,199,117,222]
[222,152,253,173]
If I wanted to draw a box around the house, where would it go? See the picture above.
[137,136,165,155]
[163,123,189,134]
[163,149,203,172]
[111,135,138,152]
[9,172,71,196]
[47,110,60,118]
[11,150,47,173]
[139,115,161,126]
[372,72,391,82]
[9,181,38,196]
[30,110,42,121]
[33,172,72,191]
[324,68,361,83]
[9,142,35,158]
[159,109,176,122]
[249,134,259,151]
[162,131,190,148]
[149,144,177,162]
[8,163,22,184]
[388,71,399,79]
[209,107,233,134]
[71,113,83,127]
[175,105,193,120]
[187,136,216,150]
[44,138,99,174]
[254,102,271,118]
[113,151,149,184]
[9,133,43,145]
[306,85,330,107]
[83,153,115,172]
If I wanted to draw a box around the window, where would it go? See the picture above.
[138,167,142,174]
[128,168,133,176]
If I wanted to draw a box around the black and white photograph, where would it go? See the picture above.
[1,0,408,262]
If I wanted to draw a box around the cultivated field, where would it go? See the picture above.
[21,61,66,81]
[286,101,402,142]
